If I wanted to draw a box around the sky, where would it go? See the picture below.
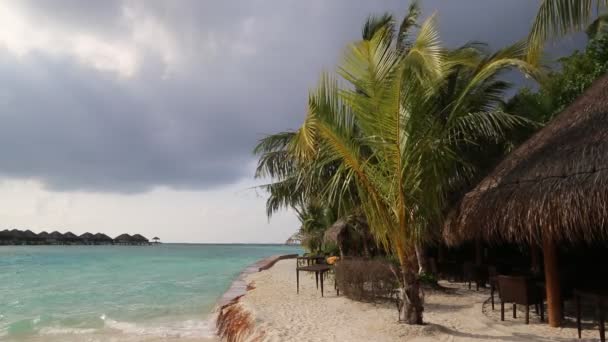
[0,1,586,243]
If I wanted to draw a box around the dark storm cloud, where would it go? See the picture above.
[0,1,583,192]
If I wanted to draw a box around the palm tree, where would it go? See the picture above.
[528,0,608,62]
[288,12,539,323]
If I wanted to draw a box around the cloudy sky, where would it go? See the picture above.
[0,1,584,242]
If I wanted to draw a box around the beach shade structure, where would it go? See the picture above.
[79,232,94,245]
[324,219,349,258]
[285,232,302,246]
[152,237,160,244]
[444,74,608,327]
[48,231,65,244]
[114,233,133,245]
[131,234,149,245]
[93,233,114,245]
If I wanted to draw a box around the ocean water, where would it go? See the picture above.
[0,244,301,341]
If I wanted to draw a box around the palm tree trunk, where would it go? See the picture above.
[396,244,424,324]
[399,262,424,324]
[415,243,427,274]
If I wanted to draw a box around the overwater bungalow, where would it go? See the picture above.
[79,232,94,245]
[131,234,150,245]
[48,231,65,245]
[63,231,81,244]
[38,231,50,243]
[23,230,42,245]
[152,236,160,244]
[114,233,133,245]
[93,233,114,245]
[444,75,608,328]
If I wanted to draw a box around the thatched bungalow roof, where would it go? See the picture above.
[93,233,113,243]
[445,74,608,246]
[80,232,94,240]
[22,230,41,241]
[10,229,25,239]
[324,219,349,244]
[38,231,50,239]
[114,233,133,243]
[49,231,65,240]
[63,231,80,242]
[131,234,149,243]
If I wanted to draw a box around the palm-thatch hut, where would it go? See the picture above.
[38,231,50,243]
[324,216,373,257]
[324,219,349,257]
[152,236,160,244]
[0,229,12,244]
[444,74,608,327]
[131,234,149,245]
[79,232,94,244]
[93,233,114,245]
[22,230,41,244]
[10,229,25,244]
[63,231,81,244]
[114,233,133,245]
[48,231,65,244]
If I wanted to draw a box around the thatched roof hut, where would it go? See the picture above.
[79,232,94,244]
[445,74,608,245]
[131,234,149,245]
[22,230,41,243]
[48,231,65,243]
[114,233,133,244]
[93,233,113,244]
[444,74,608,327]
[63,231,81,243]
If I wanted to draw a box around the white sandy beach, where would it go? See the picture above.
[228,259,600,342]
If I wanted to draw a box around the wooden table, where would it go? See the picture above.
[575,288,608,342]
[296,264,332,297]
[297,256,326,266]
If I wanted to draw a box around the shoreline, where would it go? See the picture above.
[215,259,598,342]
[215,254,298,308]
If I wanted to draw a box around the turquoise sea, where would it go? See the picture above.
[0,244,301,341]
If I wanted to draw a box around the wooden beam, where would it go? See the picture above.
[542,233,562,327]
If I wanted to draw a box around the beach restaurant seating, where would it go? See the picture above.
[462,261,488,291]
[497,275,544,324]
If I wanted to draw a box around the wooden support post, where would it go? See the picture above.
[542,234,562,327]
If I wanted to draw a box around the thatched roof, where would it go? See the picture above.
[23,230,39,239]
[49,231,65,239]
[38,231,50,238]
[93,233,113,242]
[114,233,133,242]
[63,231,80,241]
[445,74,608,246]
[80,232,94,239]
[324,219,349,244]
[131,234,149,243]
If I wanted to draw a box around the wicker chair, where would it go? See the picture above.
[498,275,544,324]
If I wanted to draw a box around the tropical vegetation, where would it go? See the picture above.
[255,0,608,325]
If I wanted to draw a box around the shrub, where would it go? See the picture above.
[334,258,400,303]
